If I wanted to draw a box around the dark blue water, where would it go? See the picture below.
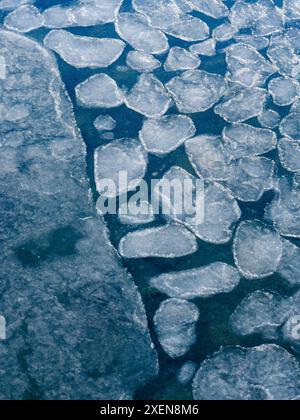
[3,0,300,400]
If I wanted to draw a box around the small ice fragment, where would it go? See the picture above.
[154,298,200,359]
[150,262,241,300]
[233,220,283,279]
[75,74,124,109]
[164,47,200,72]
[4,5,44,32]
[44,30,125,69]
[140,115,196,155]
[119,224,198,259]
[94,115,116,132]
[177,361,198,385]
[126,51,161,73]
[258,109,280,129]
[189,39,216,57]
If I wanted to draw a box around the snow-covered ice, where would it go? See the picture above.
[75,74,124,108]
[4,5,44,32]
[94,115,117,132]
[233,220,283,279]
[150,262,241,300]
[164,47,200,72]
[258,109,280,129]
[278,137,300,173]
[125,74,171,118]
[140,115,196,155]
[119,224,198,259]
[166,70,227,114]
[193,344,300,400]
[269,77,299,106]
[44,30,125,69]
[222,123,277,159]
[126,51,161,73]
[189,39,216,57]
[94,138,148,198]
[154,298,200,359]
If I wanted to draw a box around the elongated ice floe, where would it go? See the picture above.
[126,51,161,73]
[44,30,125,69]
[150,262,241,299]
[75,74,124,108]
[4,5,44,32]
[193,344,300,400]
[125,74,171,118]
[164,47,200,72]
[233,220,283,279]
[225,43,275,88]
[154,298,200,359]
[225,157,275,202]
[189,39,216,57]
[222,123,277,159]
[119,224,198,259]
[94,138,148,198]
[215,87,268,123]
[115,12,169,55]
[166,70,227,114]
[140,115,196,155]
[185,135,231,182]
[43,0,123,28]
[94,115,117,132]
[156,166,241,244]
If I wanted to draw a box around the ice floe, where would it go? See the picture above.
[44,30,125,69]
[267,33,300,79]
[4,5,44,32]
[154,298,200,358]
[225,43,275,88]
[118,201,155,225]
[150,262,241,300]
[283,0,300,21]
[215,87,268,123]
[233,35,269,50]
[258,109,281,129]
[233,220,283,279]
[186,0,228,19]
[280,103,300,140]
[119,224,198,259]
[164,47,200,72]
[282,315,300,353]
[177,361,198,385]
[213,23,238,43]
[278,239,300,286]
[185,135,231,182]
[126,51,161,73]
[222,123,277,159]
[193,344,300,400]
[0,316,6,340]
[140,115,196,155]
[115,12,169,55]
[166,70,227,114]
[269,77,299,106]
[94,138,148,198]
[75,74,124,108]
[278,137,300,173]
[0,0,32,10]
[225,157,275,202]
[125,74,171,118]
[189,39,216,57]
[94,115,117,132]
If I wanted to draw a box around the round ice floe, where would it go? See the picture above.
[278,137,300,173]
[278,239,300,286]
[94,115,116,132]
[75,74,124,109]
[230,291,291,340]
[258,109,280,129]
[225,157,275,202]
[185,135,231,182]
[233,220,283,279]
[189,39,216,57]
[115,12,169,55]
[44,30,125,69]
[150,262,241,300]
[156,166,241,244]
[225,43,275,88]
[269,77,300,106]
[177,361,198,385]
[4,5,44,32]
[140,115,196,155]
[125,74,171,118]
[118,201,155,225]
[282,316,300,353]
[193,344,300,400]
[164,47,200,72]
[119,224,198,259]
[94,138,148,198]
[222,123,277,159]
[266,177,300,238]
[166,70,227,114]
[215,88,268,123]
[154,298,200,359]
[126,51,161,73]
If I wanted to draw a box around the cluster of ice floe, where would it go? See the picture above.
[4,0,300,400]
